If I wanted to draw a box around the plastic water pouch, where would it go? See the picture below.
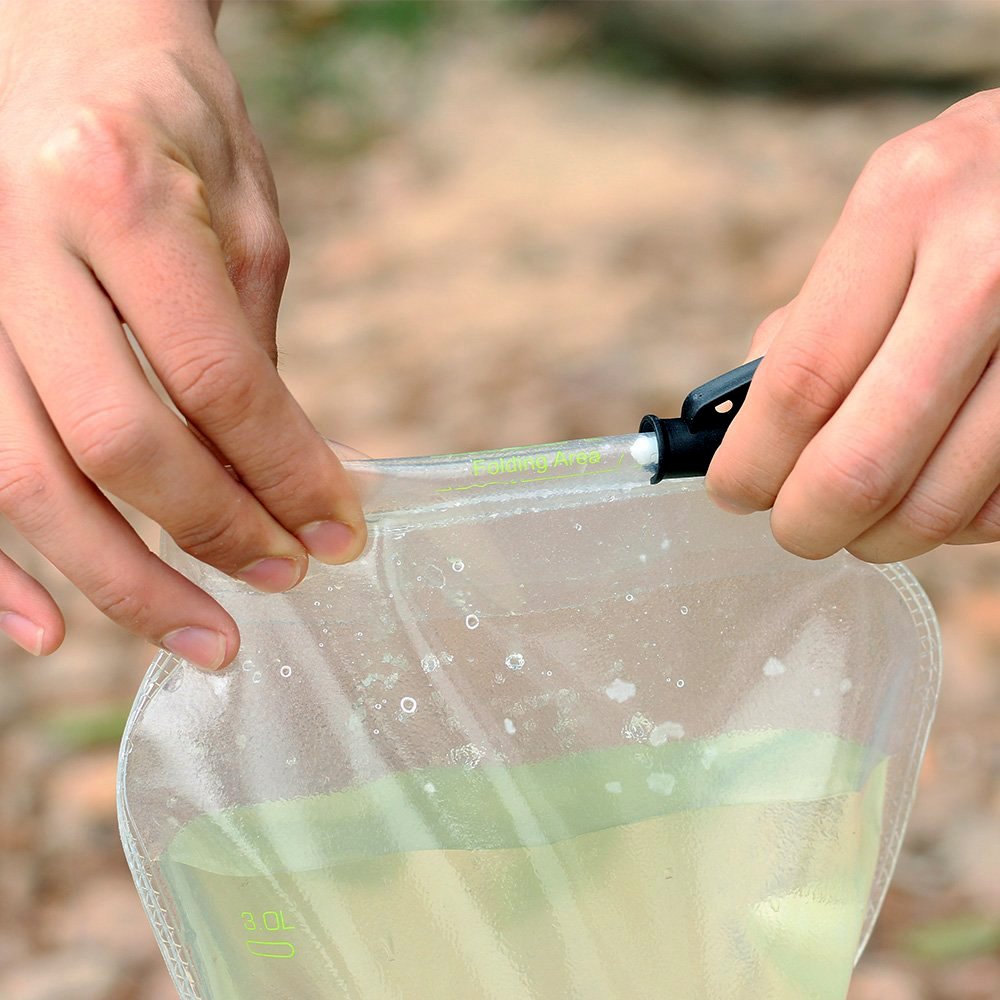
[118,367,941,1000]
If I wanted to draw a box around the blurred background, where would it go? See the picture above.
[0,1,998,997]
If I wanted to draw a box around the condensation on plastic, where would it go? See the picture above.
[118,434,941,1000]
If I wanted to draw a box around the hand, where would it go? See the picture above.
[706,89,1000,563]
[0,0,366,669]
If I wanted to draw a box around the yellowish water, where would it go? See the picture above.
[160,731,886,1000]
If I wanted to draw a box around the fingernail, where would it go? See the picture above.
[162,627,228,671]
[0,612,45,656]
[235,556,304,592]
[297,520,357,563]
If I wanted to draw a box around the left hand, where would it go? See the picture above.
[706,89,1000,563]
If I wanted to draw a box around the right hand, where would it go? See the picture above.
[0,0,366,670]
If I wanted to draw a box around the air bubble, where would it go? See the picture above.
[313,601,321,607]
[280,665,292,679]
[625,593,634,602]
[505,653,525,671]
[374,702,383,710]
[544,670,553,676]
[252,671,262,684]
[241,659,254,672]
[676,679,685,688]
[451,559,465,572]
[400,696,417,714]
[574,523,583,531]
[373,729,380,735]
[465,614,480,630]
[680,606,689,615]
[286,757,297,766]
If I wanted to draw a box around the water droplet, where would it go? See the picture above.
[647,772,676,796]
[763,656,786,677]
[504,717,516,734]
[660,538,671,550]
[639,553,648,564]
[625,593,634,602]
[280,665,292,679]
[400,696,417,714]
[605,781,623,794]
[680,605,689,615]
[622,712,653,742]
[813,687,823,698]
[424,781,436,794]
[449,743,485,770]
[421,654,440,673]
[605,678,636,703]
[252,671,262,684]
[505,653,525,671]
[649,721,685,746]
[839,678,854,694]
[465,614,480,630]
[286,756,297,766]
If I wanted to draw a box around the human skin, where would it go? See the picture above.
[0,5,996,670]
[0,0,366,669]
[707,90,1000,563]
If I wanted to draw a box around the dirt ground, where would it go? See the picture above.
[0,3,997,998]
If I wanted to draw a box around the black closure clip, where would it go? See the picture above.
[639,357,762,484]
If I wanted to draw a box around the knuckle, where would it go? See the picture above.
[227,220,290,289]
[964,489,1000,540]
[865,128,953,194]
[165,345,255,425]
[37,106,142,205]
[0,449,50,517]
[764,342,849,424]
[89,580,151,630]
[893,487,969,545]
[171,509,245,568]
[64,402,152,482]
[815,442,897,517]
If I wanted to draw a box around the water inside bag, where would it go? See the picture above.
[118,433,940,1000]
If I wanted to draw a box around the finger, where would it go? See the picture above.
[214,184,290,363]
[847,351,1000,560]
[0,547,64,656]
[65,148,366,562]
[2,252,310,592]
[770,254,998,559]
[706,163,917,515]
[952,483,1000,545]
[742,300,793,364]
[0,348,239,669]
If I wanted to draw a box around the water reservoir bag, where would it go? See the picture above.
[118,433,941,1000]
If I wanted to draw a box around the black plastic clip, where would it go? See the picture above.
[639,357,762,484]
